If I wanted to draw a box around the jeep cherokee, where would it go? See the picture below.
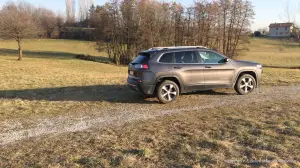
[127,46,262,104]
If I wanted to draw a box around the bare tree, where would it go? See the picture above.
[78,0,94,22]
[281,1,300,42]
[279,1,300,42]
[66,0,76,25]
[0,2,42,60]
[94,0,254,65]
[34,8,58,37]
[280,0,296,23]
[56,12,65,28]
[258,27,269,35]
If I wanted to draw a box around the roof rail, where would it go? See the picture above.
[148,46,208,50]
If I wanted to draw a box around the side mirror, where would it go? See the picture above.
[224,58,230,63]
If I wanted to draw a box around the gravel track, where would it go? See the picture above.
[1,85,300,146]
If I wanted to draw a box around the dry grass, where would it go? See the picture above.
[1,38,300,167]
[0,39,107,57]
[0,38,300,121]
[262,68,300,85]
[237,38,300,67]
[239,38,300,85]
[0,39,128,121]
[1,99,300,167]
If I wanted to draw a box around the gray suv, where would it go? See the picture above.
[127,46,262,103]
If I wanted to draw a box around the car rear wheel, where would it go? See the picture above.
[157,80,179,104]
[235,74,256,95]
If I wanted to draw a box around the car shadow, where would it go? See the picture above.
[0,85,157,104]
[0,85,235,104]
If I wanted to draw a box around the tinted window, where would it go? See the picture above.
[199,51,225,64]
[175,51,199,63]
[132,53,150,64]
[159,53,173,63]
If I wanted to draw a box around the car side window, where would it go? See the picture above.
[199,51,225,64]
[159,53,173,63]
[175,51,199,64]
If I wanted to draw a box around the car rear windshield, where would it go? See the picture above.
[131,53,150,64]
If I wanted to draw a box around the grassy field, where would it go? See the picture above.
[0,38,299,121]
[1,38,300,167]
[237,38,300,67]
[0,39,107,57]
[0,39,129,121]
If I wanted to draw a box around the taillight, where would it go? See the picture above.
[142,64,148,69]
[134,64,149,70]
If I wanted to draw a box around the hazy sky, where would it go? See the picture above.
[0,0,299,31]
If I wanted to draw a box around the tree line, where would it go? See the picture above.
[0,0,254,64]
[91,0,254,65]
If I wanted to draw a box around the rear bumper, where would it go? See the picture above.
[127,78,155,95]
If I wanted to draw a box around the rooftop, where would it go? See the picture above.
[269,23,294,28]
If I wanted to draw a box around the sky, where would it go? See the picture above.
[0,0,299,31]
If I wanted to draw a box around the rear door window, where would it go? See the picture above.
[159,53,173,63]
[132,53,150,64]
[175,51,199,63]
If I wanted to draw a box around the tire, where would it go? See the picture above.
[157,80,180,104]
[235,74,257,95]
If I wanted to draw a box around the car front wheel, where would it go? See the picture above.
[157,80,179,104]
[235,74,256,95]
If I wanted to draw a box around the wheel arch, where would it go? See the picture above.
[154,76,183,94]
[234,70,258,87]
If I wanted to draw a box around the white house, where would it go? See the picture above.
[269,23,294,37]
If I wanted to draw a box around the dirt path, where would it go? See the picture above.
[1,85,300,146]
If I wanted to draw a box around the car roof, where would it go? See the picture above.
[140,46,209,54]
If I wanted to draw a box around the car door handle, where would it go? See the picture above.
[205,66,212,68]
[174,66,182,69]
